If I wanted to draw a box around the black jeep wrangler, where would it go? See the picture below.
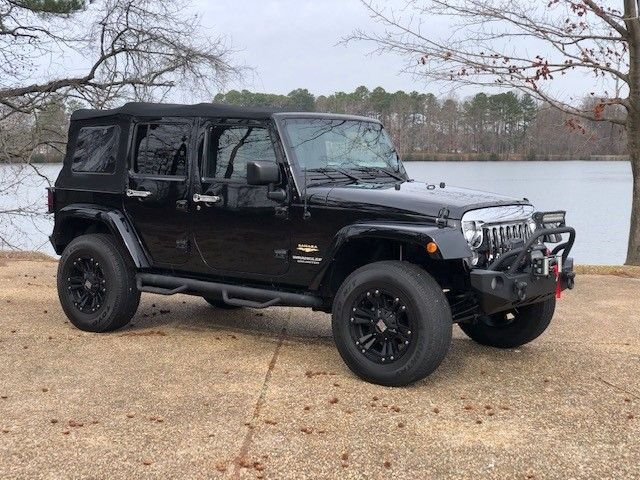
[49,102,576,386]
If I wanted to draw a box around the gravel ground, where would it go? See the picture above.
[0,256,638,480]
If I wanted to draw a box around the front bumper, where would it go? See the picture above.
[469,226,576,315]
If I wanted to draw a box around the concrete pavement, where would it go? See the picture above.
[1,255,638,479]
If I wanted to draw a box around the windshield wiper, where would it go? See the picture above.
[349,166,405,181]
[307,167,363,183]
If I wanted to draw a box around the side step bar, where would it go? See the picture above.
[135,273,323,309]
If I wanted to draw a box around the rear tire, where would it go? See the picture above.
[57,234,140,332]
[332,261,452,387]
[459,297,556,348]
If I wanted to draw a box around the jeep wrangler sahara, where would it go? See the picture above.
[49,102,576,386]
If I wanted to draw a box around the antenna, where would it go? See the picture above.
[303,165,311,220]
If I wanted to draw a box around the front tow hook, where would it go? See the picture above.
[564,272,576,290]
[514,281,528,301]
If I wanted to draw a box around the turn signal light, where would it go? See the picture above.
[426,242,438,254]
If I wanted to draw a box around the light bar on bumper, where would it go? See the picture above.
[533,211,566,227]
[532,211,567,243]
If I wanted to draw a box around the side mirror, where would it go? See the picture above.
[247,161,280,186]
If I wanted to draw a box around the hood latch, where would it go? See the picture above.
[436,207,450,228]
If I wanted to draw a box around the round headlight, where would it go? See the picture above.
[462,220,483,248]
[527,217,537,233]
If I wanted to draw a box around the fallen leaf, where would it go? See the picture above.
[120,330,166,337]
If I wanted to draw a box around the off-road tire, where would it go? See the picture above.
[203,297,241,310]
[459,297,556,348]
[332,261,452,387]
[57,234,140,332]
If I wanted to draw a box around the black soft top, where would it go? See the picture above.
[71,102,282,121]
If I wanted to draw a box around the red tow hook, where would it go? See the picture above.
[546,248,562,299]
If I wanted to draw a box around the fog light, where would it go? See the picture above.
[491,276,503,290]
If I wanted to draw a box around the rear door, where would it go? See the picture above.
[124,120,193,267]
[191,120,290,277]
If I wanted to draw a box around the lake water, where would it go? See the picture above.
[0,161,633,265]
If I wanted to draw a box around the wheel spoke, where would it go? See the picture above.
[78,293,90,309]
[352,316,370,325]
[353,307,374,320]
[356,333,376,351]
[388,339,398,356]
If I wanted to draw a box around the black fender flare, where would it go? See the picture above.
[51,204,150,268]
[309,221,472,290]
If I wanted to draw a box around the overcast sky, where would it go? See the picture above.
[195,0,419,96]
[189,0,612,102]
[44,0,615,103]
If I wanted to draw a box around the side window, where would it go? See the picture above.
[71,126,119,173]
[132,123,190,177]
[203,125,276,181]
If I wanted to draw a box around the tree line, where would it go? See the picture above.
[214,87,626,161]
[6,86,626,164]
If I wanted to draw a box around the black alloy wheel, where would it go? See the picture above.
[57,234,140,332]
[64,256,107,314]
[332,261,452,387]
[349,289,414,364]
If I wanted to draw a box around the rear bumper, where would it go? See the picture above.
[469,225,576,315]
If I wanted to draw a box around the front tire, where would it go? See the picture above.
[57,234,140,332]
[459,297,556,348]
[332,261,452,387]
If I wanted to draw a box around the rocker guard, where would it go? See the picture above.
[469,226,576,315]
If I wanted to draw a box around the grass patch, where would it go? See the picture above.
[575,265,640,278]
[0,251,57,262]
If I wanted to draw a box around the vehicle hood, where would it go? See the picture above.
[309,181,530,220]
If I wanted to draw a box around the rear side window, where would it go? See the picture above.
[71,126,119,173]
[132,123,190,177]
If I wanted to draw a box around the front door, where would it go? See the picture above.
[191,121,290,277]
[124,120,193,267]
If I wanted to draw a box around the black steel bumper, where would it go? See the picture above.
[469,226,576,315]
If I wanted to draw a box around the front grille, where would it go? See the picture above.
[483,222,532,263]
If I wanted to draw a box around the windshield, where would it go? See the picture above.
[283,119,404,177]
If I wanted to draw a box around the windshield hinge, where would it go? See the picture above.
[436,207,450,228]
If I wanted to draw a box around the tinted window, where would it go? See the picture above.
[71,126,119,173]
[203,126,276,180]
[133,123,190,176]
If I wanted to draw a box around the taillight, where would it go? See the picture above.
[47,188,55,214]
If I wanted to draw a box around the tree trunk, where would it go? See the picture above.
[626,125,640,265]
[624,1,640,266]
